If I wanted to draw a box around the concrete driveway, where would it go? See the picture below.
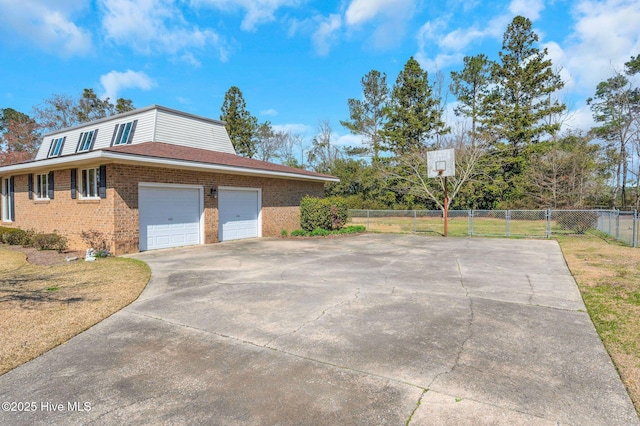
[0,234,637,425]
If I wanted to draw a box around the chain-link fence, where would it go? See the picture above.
[349,209,639,247]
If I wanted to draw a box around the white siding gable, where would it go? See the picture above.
[35,105,235,160]
[154,108,235,153]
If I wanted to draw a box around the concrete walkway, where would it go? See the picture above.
[0,234,637,425]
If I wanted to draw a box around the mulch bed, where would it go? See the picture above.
[4,245,86,266]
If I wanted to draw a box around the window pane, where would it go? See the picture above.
[121,122,132,144]
[1,179,7,221]
[36,174,47,198]
[89,168,96,197]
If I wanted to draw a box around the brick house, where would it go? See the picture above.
[0,105,337,254]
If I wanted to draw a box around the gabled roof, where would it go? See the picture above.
[0,142,338,183]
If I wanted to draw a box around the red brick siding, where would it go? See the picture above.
[2,164,325,255]
[2,170,116,251]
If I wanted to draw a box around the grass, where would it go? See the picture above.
[0,247,150,375]
[349,215,551,237]
[557,235,640,416]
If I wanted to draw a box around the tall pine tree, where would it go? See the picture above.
[481,16,565,152]
[340,70,389,163]
[479,16,565,207]
[449,54,492,146]
[220,86,258,158]
[383,57,447,156]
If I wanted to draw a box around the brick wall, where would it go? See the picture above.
[1,163,325,255]
[110,164,325,254]
[1,170,116,252]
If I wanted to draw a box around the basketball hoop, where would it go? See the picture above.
[426,149,456,237]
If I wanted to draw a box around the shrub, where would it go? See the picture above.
[32,233,68,252]
[339,225,366,234]
[291,229,306,237]
[555,211,599,234]
[0,227,28,245]
[21,229,36,247]
[281,229,288,237]
[300,196,348,232]
[309,227,330,237]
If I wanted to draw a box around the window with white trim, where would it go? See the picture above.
[112,120,137,146]
[77,130,97,152]
[35,173,48,199]
[80,168,100,198]
[48,137,65,157]
[1,178,13,222]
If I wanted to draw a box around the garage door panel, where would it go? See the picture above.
[139,186,202,251]
[219,189,259,242]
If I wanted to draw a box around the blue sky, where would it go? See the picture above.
[1,0,639,149]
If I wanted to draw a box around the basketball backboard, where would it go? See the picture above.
[427,148,455,178]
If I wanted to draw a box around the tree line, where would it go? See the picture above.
[0,89,134,165]
[220,16,640,210]
[3,15,639,210]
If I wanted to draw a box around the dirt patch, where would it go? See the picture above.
[5,246,85,266]
[0,245,150,375]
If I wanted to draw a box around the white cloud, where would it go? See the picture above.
[559,0,640,96]
[335,133,362,147]
[509,0,545,21]
[260,109,278,117]
[415,0,542,61]
[345,0,414,26]
[100,70,156,101]
[99,0,229,61]
[345,0,416,49]
[562,104,596,133]
[312,14,342,56]
[194,0,301,31]
[272,123,311,135]
[0,0,92,56]
[416,51,464,74]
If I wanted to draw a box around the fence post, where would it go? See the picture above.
[506,210,511,237]
[413,210,417,233]
[469,210,473,236]
[367,210,370,230]
[546,209,551,239]
[634,210,638,248]
[616,209,620,240]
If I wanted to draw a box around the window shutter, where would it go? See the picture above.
[9,176,15,221]
[75,134,83,152]
[59,137,66,156]
[128,120,138,144]
[110,124,119,146]
[89,129,98,150]
[70,169,77,199]
[98,165,107,199]
[28,174,33,200]
[48,171,54,199]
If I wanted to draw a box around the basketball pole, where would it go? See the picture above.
[443,174,449,237]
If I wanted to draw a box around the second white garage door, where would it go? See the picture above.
[139,185,202,251]
[219,188,260,241]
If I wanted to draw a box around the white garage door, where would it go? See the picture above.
[139,186,202,251]
[219,188,260,241]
